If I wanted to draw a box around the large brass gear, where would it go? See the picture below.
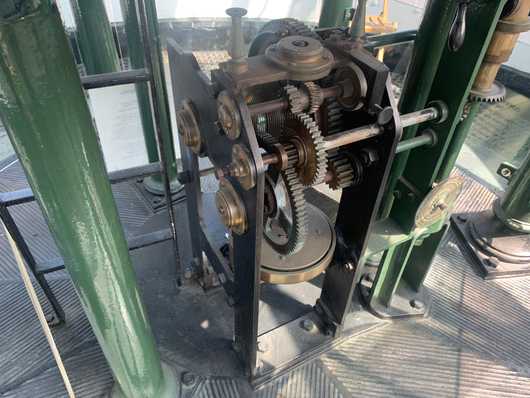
[263,167,307,255]
[284,112,327,186]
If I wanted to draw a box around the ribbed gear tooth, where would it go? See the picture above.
[284,84,304,115]
[327,153,358,190]
[302,82,324,114]
[263,165,307,255]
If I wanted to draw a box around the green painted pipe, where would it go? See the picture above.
[379,0,459,218]
[318,0,352,28]
[0,3,176,397]
[495,152,530,232]
[120,0,170,193]
[70,0,120,74]
[134,0,180,194]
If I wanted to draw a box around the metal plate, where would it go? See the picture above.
[261,204,336,284]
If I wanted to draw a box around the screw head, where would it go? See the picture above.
[484,257,500,268]
[301,319,315,332]
[500,167,512,178]
[410,299,425,310]
[181,371,196,386]
[257,341,268,353]
[457,214,467,223]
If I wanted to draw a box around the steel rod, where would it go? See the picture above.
[136,0,181,283]
[2,222,75,398]
[364,30,418,50]
[395,130,437,154]
[323,123,383,150]
[81,69,151,89]
[400,106,439,128]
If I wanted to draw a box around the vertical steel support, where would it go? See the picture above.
[0,3,176,397]
[495,153,530,232]
[70,0,121,74]
[134,0,180,195]
[318,0,352,28]
[120,0,179,194]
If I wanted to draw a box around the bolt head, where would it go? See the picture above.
[410,299,425,310]
[457,214,467,223]
[500,167,512,178]
[484,257,500,268]
[301,319,315,332]
[257,341,268,353]
[181,371,196,386]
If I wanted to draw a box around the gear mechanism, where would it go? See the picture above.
[301,82,323,114]
[285,112,328,186]
[469,81,506,103]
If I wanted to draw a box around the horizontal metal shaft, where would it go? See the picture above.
[323,123,383,150]
[395,129,437,154]
[81,68,151,89]
[400,106,439,128]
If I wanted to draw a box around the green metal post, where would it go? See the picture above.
[70,0,120,74]
[318,0,352,28]
[0,2,176,397]
[135,0,180,194]
[379,0,460,218]
[437,102,481,180]
[495,152,530,232]
[120,0,179,194]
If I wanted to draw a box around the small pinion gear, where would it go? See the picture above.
[326,153,355,190]
[285,112,328,186]
[301,81,323,114]
[469,81,506,103]
[284,84,304,115]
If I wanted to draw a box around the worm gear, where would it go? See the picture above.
[284,84,304,115]
[264,167,307,255]
[285,112,328,186]
[327,153,355,190]
[301,82,323,114]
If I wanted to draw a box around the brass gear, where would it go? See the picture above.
[327,153,355,190]
[302,82,323,114]
[264,166,307,255]
[284,84,304,115]
[285,112,327,186]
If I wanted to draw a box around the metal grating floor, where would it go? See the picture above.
[1,159,530,397]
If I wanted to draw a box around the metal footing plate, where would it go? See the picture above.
[452,209,530,279]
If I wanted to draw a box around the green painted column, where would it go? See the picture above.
[318,0,352,28]
[0,2,176,397]
[70,0,120,74]
[379,0,459,218]
[120,0,180,194]
[495,152,530,232]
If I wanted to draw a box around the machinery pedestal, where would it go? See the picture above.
[452,209,530,279]
[359,273,432,318]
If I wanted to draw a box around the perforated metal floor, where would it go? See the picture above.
[1,159,530,397]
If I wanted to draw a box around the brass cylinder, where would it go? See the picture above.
[473,0,530,92]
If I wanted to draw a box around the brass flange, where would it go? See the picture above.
[215,179,247,235]
[217,91,241,140]
[176,99,202,153]
[228,144,256,190]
